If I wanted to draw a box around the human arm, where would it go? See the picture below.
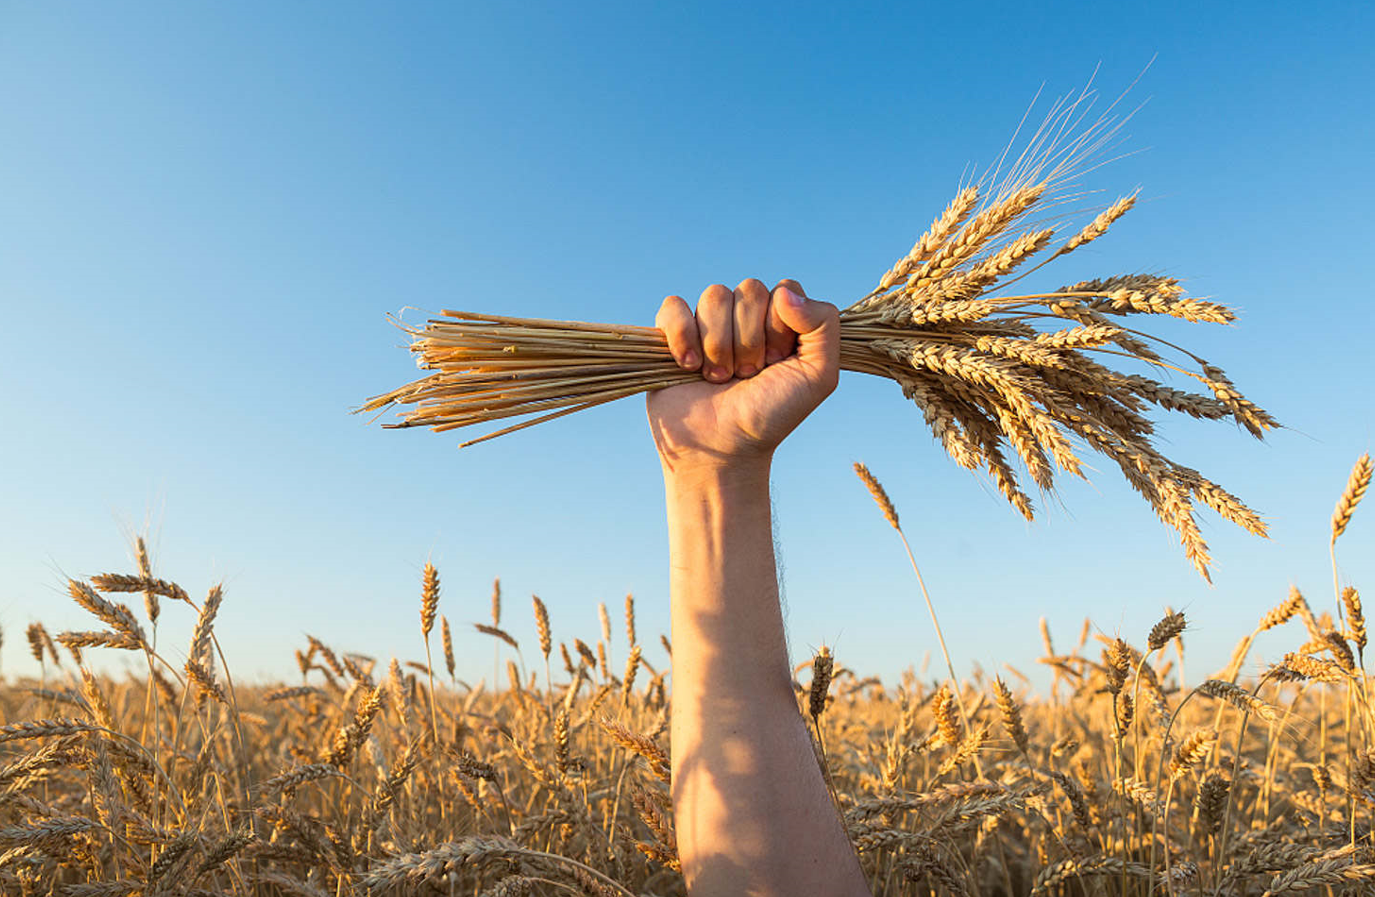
[646,279,870,897]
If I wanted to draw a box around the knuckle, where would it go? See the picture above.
[657,296,687,324]
[699,284,732,308]
[736,277,767,295]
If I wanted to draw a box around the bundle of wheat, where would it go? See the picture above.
[361,90,1274,579]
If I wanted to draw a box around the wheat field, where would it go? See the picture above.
[1,453,1370,896]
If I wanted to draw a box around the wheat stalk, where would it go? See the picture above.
[419,562,441,745]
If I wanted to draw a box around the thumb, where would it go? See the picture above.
[772,286,839,387]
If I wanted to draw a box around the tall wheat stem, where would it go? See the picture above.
[892,526,978,776]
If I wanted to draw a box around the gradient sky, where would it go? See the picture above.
[1,2,1371,693]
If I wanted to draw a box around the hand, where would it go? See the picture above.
[646,278,839,475]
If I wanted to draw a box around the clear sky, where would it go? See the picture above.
[1,2,1371,692]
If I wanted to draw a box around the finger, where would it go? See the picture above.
[696,284,735,382]
[765,279,805,364]
[771,284,840,392]
[732,278,770,377]
[655,295,702,370]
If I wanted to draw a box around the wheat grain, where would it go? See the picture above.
[474,624,518,651]
[263,764,346,795]
[57,630,141,652]
[1169,729,1217,780]
[187,584,222,669]
[147,831,197,885]
[362,836,530,892]
[932,684,961,748]
[0,719,105,743]
[134,536,159,625]
[1056,192,1137,257]
[67,580,144,647]
[186,658,227,704]
[1331,453,1372,542]
[1196,679,1279,722]
[852,463,899,529]
[992,678,1029,756]
[597,718,670,783]
[1258,588,1305,632]
[1048,770,1092,830]
[77,669,115,733]
[89,571,189,606]
[194,831,253,877]
[1262,859,1375,896]
[1321,630,1356,673]
[327,686,384,768]
[1104,639,1131,695]
[1148,610,1186,652]
[873,186,981,293]
[573,638,597,670]
[441,616,456,679]
[0,816,102,848]
[1115,776,1162,819]
[1032,856,1150,894]
[1342,586,1366,651]
[26,622,47,663]
[1194,771,1230,836]
[809,646,833,722]
[1274,653,1349,683]
[621,645,641,706]
[420,563,439,638]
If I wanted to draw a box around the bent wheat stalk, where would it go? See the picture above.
[361,89,1273,580]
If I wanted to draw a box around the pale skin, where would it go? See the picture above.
[646,278,871,897]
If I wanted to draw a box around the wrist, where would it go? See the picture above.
[661,453,772,497]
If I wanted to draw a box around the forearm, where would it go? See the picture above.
[664,460,869,897]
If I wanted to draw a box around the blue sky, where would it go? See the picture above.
[1,2,1371,692]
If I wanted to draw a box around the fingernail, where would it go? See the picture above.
[682,349,699,369]
[765,349,783,365]
[783,288,804,307]
[707,366,728,382]
[737,363,757,378]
